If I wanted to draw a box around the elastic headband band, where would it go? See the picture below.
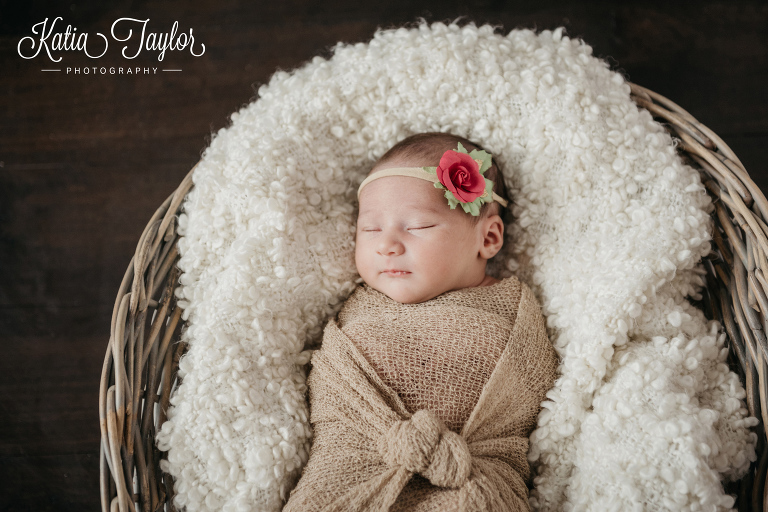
[357,167,509,207]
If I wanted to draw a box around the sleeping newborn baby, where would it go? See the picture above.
[283,132,560,512]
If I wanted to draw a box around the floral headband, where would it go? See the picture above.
[357,142,508,216]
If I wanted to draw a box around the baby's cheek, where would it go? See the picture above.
[354,242,371,275]
[353,242,363,269]
[424,240,454,272]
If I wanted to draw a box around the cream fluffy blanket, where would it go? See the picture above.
[156,20,758,512]
[282,277,558,511]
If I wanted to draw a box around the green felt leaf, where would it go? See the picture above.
[484,177,494,201]
[422,166,438,174]
[460,200,481,216]
[455,142,469,154]
[469,148,493,174]
[434,182,445,190]
[444,190,459,209]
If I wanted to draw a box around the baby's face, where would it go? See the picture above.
[355,161,492,304]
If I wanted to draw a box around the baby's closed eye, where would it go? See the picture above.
[358,223,437,232]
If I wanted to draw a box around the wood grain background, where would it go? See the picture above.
[1,1,766,510]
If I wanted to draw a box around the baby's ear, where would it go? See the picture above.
[479,214,504,259]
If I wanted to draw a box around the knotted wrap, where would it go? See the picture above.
[283,277,559,511]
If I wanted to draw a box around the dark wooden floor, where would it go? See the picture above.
[1,1,766,510]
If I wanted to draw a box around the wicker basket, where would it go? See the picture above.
[98,82,768,512]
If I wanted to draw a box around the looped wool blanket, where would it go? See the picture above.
[156,20,759,512]
[282,277,558,511]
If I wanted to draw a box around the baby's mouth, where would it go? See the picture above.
[382,269,411,276]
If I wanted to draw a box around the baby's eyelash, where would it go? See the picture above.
[359,225,435,232]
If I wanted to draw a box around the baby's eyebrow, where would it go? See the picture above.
[358,207,375,217]
[419,203,444,214]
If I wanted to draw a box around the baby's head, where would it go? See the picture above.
[355,132,509,304]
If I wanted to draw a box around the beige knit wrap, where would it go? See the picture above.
[283,276,559,511]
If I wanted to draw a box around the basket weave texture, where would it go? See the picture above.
[98,82,768,512]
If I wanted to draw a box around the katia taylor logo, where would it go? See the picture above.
[17,16,205,74]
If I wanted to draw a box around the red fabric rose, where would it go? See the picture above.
[435,150,486,203]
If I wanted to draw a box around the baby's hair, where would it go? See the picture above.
[370,132,510,225]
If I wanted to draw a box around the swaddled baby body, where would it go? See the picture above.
[340,277,522,435]
[283,132,559,512]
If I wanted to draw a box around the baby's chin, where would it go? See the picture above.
[366,278,442,304]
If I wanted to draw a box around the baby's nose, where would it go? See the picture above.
[377,232,405,256]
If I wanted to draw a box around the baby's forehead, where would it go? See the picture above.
[359,172,443,204]
[358,200,444,218]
